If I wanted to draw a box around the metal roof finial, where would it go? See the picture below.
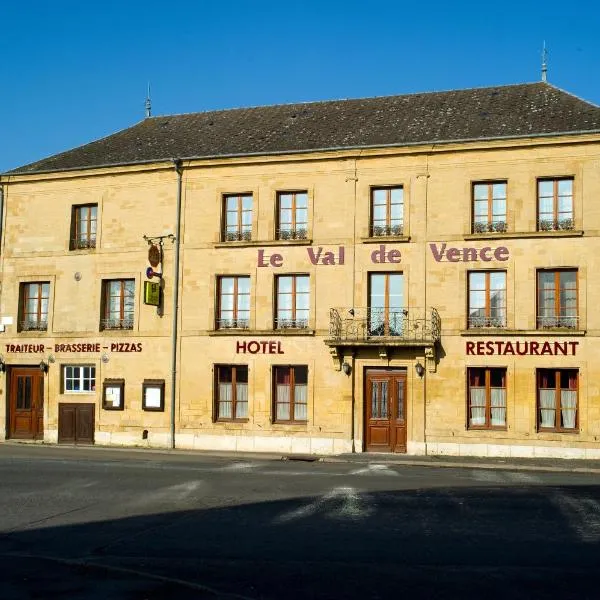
[145,82,152,118]
[541,41,548,82]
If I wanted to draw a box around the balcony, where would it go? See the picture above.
[101,317,134,330]
[537,315,579,330]
[277,227,308,241]
[20,319,48,332]
[468,316,507,329]
[70,235,97,250]
[217,318,250,330]
[223,230,252,242]
[538,218,574,232]
[275,318,309,330]
[326,307,440,348]
[370,224,404,237]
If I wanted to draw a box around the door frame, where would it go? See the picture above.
[363,366,408,453]
[6,365,46,440]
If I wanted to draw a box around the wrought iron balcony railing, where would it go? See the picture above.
[70,236,97,250]
[217,318,250,330]
[277,228,308,240]
[20,319,48,332]
[275,318,309,330]
[101,317,134,330]
[537,315,579,329]
[472,221,507,234]
[537,218,574,232]
[370,224,404,237]
[223,230,252,242]
[468,315,507,329]
[328,307,440,344]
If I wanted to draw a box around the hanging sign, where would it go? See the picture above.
[148,244,161,267]
[144,281,161,306]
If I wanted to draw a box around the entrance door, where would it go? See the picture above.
[365,369,407,452]
[58,403,95,444]
[8,367,44,440]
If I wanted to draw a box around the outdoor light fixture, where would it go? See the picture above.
[39,360,48,373]
[415,361,425,378]
[342,361,352,375]
[0,358,5,373]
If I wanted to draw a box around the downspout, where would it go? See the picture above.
[170,159,183,449]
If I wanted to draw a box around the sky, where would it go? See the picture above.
[1,0,599,172]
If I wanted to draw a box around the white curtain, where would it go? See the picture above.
[236,382,248,419]
[561,390,577,429]
[539,390,556,427]
[276,385,290,420]
[219,383,232,418]
[490,389,506,426]
[469,388,486,426]
[294,384,307,421]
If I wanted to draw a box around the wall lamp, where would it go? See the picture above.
[0,358,5,373]
[39,360,49,373]
[342,361,352,376]
[415,361,425,378]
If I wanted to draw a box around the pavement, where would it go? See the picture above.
[5,439,600,473]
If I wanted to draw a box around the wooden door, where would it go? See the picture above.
[9,367,44,440]
[58,403,95,444]
[365,369,407,453]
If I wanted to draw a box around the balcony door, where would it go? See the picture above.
[369,273,404,336]
[365,368,407,452]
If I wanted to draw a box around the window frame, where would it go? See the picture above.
[466,367,507,430]
[467,270,507,329]
[101,278,135,331]
[536,269,578,330]
[537,177,574,231]
[70,203,98,250]
[276,191,308,240]
[369,186,404,237]
[272,365,308,424]
[216,275,251,329]
[19,281,50,332]
[62,364,96,394]
[471,181,507,234]
[142,379,165,412]
[222,193,253,242]
[275,274,310,329]
[102,378,125,411]
[368,272,405,337]
[537,368,579,433]
[214,364,249,422]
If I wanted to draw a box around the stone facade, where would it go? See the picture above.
[1,124,600,458]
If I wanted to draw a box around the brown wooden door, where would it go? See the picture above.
[58,403,95,444]
[9,367,44,440]
[365,369,407,453]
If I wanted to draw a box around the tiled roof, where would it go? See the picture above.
[7,82,600,175]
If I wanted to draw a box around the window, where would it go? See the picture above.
[537,270,577,329]
[368,273,404,336]
[468,271,506,328]
[19,282,50,331]
[276,275,309,329]
[537,369,578,432]
[215,365,248,421]
[217,276,250,329]
[370,187,403,237]
[63,365,96,393]
[277,192,308,240]
[273,365,307,422]
[101,279,135,330]
[537,178,573,231]
[223,194,252,241]
[467,368,507,429]
[472,182,507,233]
[70,204,97,249]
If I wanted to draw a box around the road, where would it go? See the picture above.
[1,444,599,599]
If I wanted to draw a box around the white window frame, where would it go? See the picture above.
[63,365,96,394]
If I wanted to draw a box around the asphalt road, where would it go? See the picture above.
[1,444,599,599]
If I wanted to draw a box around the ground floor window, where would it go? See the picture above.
[467,367,506,429]
[537,369,578,432]
[63,365,96,393]
[273,365,308,423]
[215,365,248,421]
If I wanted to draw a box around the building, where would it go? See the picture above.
[1,81,600,458]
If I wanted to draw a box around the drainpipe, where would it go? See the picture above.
[170,159,183,449]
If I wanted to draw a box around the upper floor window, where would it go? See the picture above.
[537,269,577,329]
[537,178,573,231]
[467,367,507,429]
[468,271,506,328]
[63,365,96,393]
[215,365,248,421]
[538,369,578,432]
[217,276,250,329]
[472,182,507,233]
[277,192,308,240]
[101,279,134,330]
[70,204,97,250]
[273,365,308,423]
[368,272,404,336]
[223,194,252,241]
[276,275,309,329]
[370,187,403,237]
[19,282,50,331]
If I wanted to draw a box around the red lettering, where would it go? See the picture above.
[466,341,475,355]
[480,247,493,262]
[339,247,345,265]
[446,248,460,262]
[476,342,485,355]
[429,243,446,262]
[464,247,478,262]
[136,343,142,352]
[371,245,386,264]
[260,341,268,353]
[277,341,284,354]
[494,246,509,261]
[569,341,579,355]
[541,342,553,355]
[271,253,283,267]
[388,249,401,263]
[516,342,528,355]
[257,249,269,267]
[307,247,322,264]
[111,343,117,352]
[503,342,515,355]
[268,341,276,354]
[247,341,259,354]
[486,341,495,355]
[554,342,567,355]
[236,341,246,353]
[530,341,540,355]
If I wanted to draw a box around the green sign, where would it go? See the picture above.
[144,281,161,306]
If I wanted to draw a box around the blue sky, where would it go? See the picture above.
[1,0,599,172]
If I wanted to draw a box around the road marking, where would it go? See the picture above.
[349,463,398,476]
[552,490,600,542]
[273,486,374,524]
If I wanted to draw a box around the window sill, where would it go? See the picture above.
[209,329,315,336]
[464,230,584,241]
[215,419,250,424]
[360,235,411,244]
[467,427,507,432]
[214,239,313,248]
[17,329,49,336]
[537,429,579,434]
[461,329,586,337]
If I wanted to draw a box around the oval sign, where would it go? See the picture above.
[148,244,161,267]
